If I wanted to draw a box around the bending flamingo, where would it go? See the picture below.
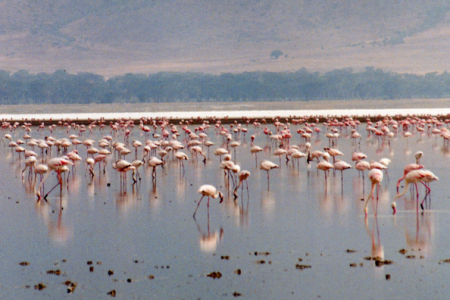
[364,169,383,216]
[193,184,224,218]
[391,169,438,214]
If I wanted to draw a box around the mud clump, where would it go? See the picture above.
[295,264,312,270]
[34,283,46,290]
[207,271,222,279]
[65,281,77,294]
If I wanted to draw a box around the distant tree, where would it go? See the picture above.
[270,50,284,59]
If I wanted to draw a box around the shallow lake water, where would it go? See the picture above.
[1,115,450,299]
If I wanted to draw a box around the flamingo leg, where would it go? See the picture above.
[193,195,205,218]
[36,171,52,201]
[420,181,432,210]
[364,183,376,216]
[44,180,61,199]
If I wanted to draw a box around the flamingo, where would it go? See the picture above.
[250,146,263,166]
[175,151,189,175]
[392,170,438,214]
[22,156,38,179]
[193,184,224,218]
[317,153,334,182]
[147,156,164,181]
[355,160,370,181]
[396,163,424,192]
[233,170,250,199]
[333,159,352,185]
[364,168,383,216]
[324,147,343,163]
[260,160,278,190]
[214,148,228,162]
[415,151,423,164]
[36,157,74,201]
[112,159,136,184]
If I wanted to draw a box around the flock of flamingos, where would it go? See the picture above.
[1,113,444,218]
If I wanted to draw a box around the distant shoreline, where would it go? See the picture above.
[1,99,449,124]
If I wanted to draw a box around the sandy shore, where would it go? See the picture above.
[0,98,449,124]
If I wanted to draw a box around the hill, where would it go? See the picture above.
[0,0,449,76]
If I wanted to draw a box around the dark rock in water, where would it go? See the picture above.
[207,271,222,279]
[46,269,61,275]
[108,270,114,276]
[375,259,393,267]
[107,290,116,297]
[34,283,46,290]
[65,281,77,294]
[296,264,312,270]
[399,249,407,255]
[234,269,242,275]
[233,291,242,297]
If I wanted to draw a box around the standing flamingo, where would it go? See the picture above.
[250,146,263,167]
[391,170,438,214]
[147,156,164,181]
[364,168,383,216]
[260,160,278,190]
[317,153,334,182]
[193,184,224,218]
[333,159,352,186]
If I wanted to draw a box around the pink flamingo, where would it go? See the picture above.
[396,163,424,192]
[147,156,164,181]
[333,159,351,185]
[317,153,334,182]
[392,170,438,214]
[260,160,278,190]
[364,168,383,216]
[193,184,224,218]
[36,157,73,201]
[233,170,250,199]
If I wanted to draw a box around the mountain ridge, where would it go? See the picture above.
[1,0,449,77]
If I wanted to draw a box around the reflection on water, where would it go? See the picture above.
[196,217,224,253]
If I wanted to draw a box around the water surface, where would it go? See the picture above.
[1,113,450,299]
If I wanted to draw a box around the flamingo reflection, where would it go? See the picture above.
[404,210,434,256]
[365,215,384,262]
[36,201,73,245]
[195,216,223,253]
